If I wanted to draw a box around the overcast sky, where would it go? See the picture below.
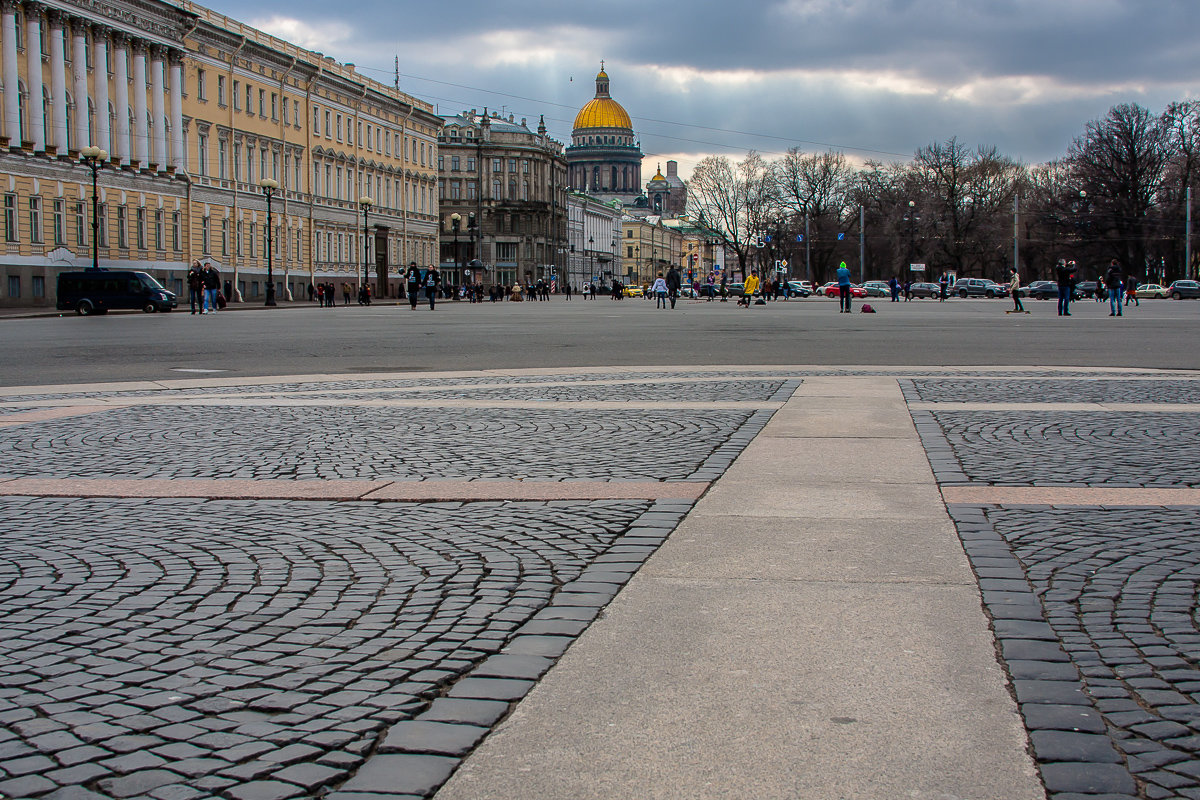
[204,0,1198,179]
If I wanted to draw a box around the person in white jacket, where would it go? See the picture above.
[652,273,669,309]
[1009,268,1025,313]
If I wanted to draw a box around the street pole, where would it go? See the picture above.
[259,178,279,306]
[359,196,373,293]
[450,212,461,296]
[1013,194,1020,277]
[80,146,108,270]
[858,205,865,284]
[1187,186,1192,280]
[804,214,811,286]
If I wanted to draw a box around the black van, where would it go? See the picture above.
[57,269,178,315]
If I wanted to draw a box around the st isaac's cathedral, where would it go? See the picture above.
[565,65,645,206]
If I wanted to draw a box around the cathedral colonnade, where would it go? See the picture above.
[1,0,185,173]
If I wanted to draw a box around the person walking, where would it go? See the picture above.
[938,273,949,302]
[889,276,900,302]
[424,265,441,310]
[741,269,761,308]
[1125,274,1139,307]
[836,261,853,313]
[200,262,220,314]
[666,265,682,309]
[187,260,203,314]
[1009,268,1025,313]
[1055,259,1074,316]
[1106,259,1124,317]
[652,273,669,309]
[405,263,422,310]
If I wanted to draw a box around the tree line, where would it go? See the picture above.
[686,101,1200,286]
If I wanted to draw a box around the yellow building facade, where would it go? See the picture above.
[0,0,440,307]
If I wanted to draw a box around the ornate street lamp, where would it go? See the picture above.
[904,200,920,285]
[259,178,279,306]
[80,146,108,270]
[359,196,373,291]
[450,212,462,292]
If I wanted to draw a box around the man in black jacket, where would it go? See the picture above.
[665,266,682,309]
[1055,259,1075,316]
[404,263,422,310]
[1105,259,1124,317]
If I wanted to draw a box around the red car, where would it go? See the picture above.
[825,284,867,298]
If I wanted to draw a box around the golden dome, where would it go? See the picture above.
[574,98,632,131]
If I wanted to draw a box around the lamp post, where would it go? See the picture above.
[588,235,594,290]
[80,146,108,270]
[259,178,279,306]
[450,212,461,294]
[904,200,919,286]
[359,196,373,292]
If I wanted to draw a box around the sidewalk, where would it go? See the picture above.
[436,376,1042,799]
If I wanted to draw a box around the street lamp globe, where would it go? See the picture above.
[81,146,109,271]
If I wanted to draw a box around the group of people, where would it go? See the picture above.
[186,260,223,314]
[1045,258,1139,317]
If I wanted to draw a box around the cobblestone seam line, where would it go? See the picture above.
[946,504,1140,800]
[909,409,970,484]
[326,500,695,800]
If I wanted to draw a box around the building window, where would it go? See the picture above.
[136,207,146,249]
[233,142,242,181]
[154,209,163,250]
[52,199,64,244]
[492,179,501,199]
[438,155,444,171]
[116,205,127,248]
[281,96,288,125]
[197,68,207,101]
[218,139,228,180]
[466,181,477,200]
[73,201,85,246]
[270,92,277,120]
[217,75,226,106]
[32,275,44,298]
[451,156,459,171]
[245,84,252,114]
[3,195,15,242]
[336,113,342,142]
[232,80,240,110]
[324,109,331,138]
[522,160,530,174]
[220,218,228,255]
[492,158,502,173]
[467,157,475,172]
[7,276,19,298]
[258,88,265,117]
[97,204,107,247]
[198,133,208,177]
[313,105,320,130]
[508,159,516,172]
[172,211,181,251]
[236,220,243,257]
[249,222,256,259]
[201,215,210,253]
[29,197,42,243]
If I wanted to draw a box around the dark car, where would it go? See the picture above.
[1167,280,1200,299]
[908,282,941,298]
[1075,280,1103,298]
[1021,280,1060,300]
[57,269,178,315]
[954,278,1008,298]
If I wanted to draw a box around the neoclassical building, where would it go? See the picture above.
[437,109,568,289]
[0,0,441,307]
[565,65,642,206]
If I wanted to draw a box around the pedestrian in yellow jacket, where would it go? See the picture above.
[740,270,760,307]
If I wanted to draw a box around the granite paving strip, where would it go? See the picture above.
[944,486,1200,506]
[0,478,709,502]
[436,376,1042,799]
[911,402,1200,413]
[0,406,120,427]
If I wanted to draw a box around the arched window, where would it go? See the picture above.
[492,179,501,199]
[592,166,599,188]
[611,166,617,189]
[107,101,116,153]
[17,80,27,143]
[87,98,95,147]
[42,86,50,146]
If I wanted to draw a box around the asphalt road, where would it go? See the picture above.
[2,294,1194,386]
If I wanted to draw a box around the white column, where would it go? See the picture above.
[90,27,107,153]
[149,46,165,170]
[92,27,108,153]
[47,10,66,153]
[1,1,19,145]
[111,34,128,164]
[168,52,182,171]
[71,23,87,149]
[25,2,43,152]
[131,44,147,166]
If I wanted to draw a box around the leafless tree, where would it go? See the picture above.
[686,152,772,279]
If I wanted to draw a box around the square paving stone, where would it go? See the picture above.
[470,655,555,681]
[98,768,186,798]
[225,780,306,800]
[380,721,488,756]
[0,774,58,797]
[446,678,534,702]
[1030,730,1123,763]
[338,753,457,796]
[1040,762,1137,794]
[1020,704,1106,733]
[1005,660,1081,681]
[419,698,510,727]
[1012,680,1090,706]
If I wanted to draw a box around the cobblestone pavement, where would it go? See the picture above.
[921,375,1200,800]
[0,370,788,799]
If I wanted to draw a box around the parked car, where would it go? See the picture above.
[1074,280,1103,298]
[785,281,812,297]
[816,282,837,296]
[1137,283,1168,299]
[57,269,178,315]
[954,278,1008,298]
[1021,280,1061,300]
[908,282,942,298]
[825,284,868,298]
[726,282,746,298]
[623,284,644,298]
[861,280,891,297]
[1167,280,1200,299]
